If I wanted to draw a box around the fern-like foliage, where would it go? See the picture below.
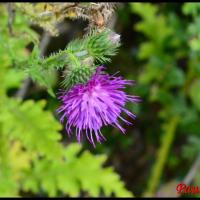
[2,99,63,159]
[21,143,133,197]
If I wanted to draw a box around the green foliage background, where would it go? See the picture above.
[0,3,200,198]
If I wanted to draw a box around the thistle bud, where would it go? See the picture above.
[62,65,96,89]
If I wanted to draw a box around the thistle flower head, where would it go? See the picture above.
[57,66,140,147]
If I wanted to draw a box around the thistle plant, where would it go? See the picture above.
[55,30,140,146]
[48,32,138,146]
[10,3,141,147]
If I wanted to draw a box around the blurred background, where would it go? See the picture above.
[1,2,200,198]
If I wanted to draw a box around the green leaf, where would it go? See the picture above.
[21,143,133,197]
[139,57,164,84]
[4,69,25,90]
[163,67,185,88]
[2,99,62,159]
[138,42,157,59]
[131,3,172,43]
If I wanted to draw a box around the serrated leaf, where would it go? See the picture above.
[2,99,63,159]
[20,143,133,197]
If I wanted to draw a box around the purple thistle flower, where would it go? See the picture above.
[57,66,140,147]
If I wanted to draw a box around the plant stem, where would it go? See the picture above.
[143,115,180,197]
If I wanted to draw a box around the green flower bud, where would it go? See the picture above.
[62,65,96,89]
